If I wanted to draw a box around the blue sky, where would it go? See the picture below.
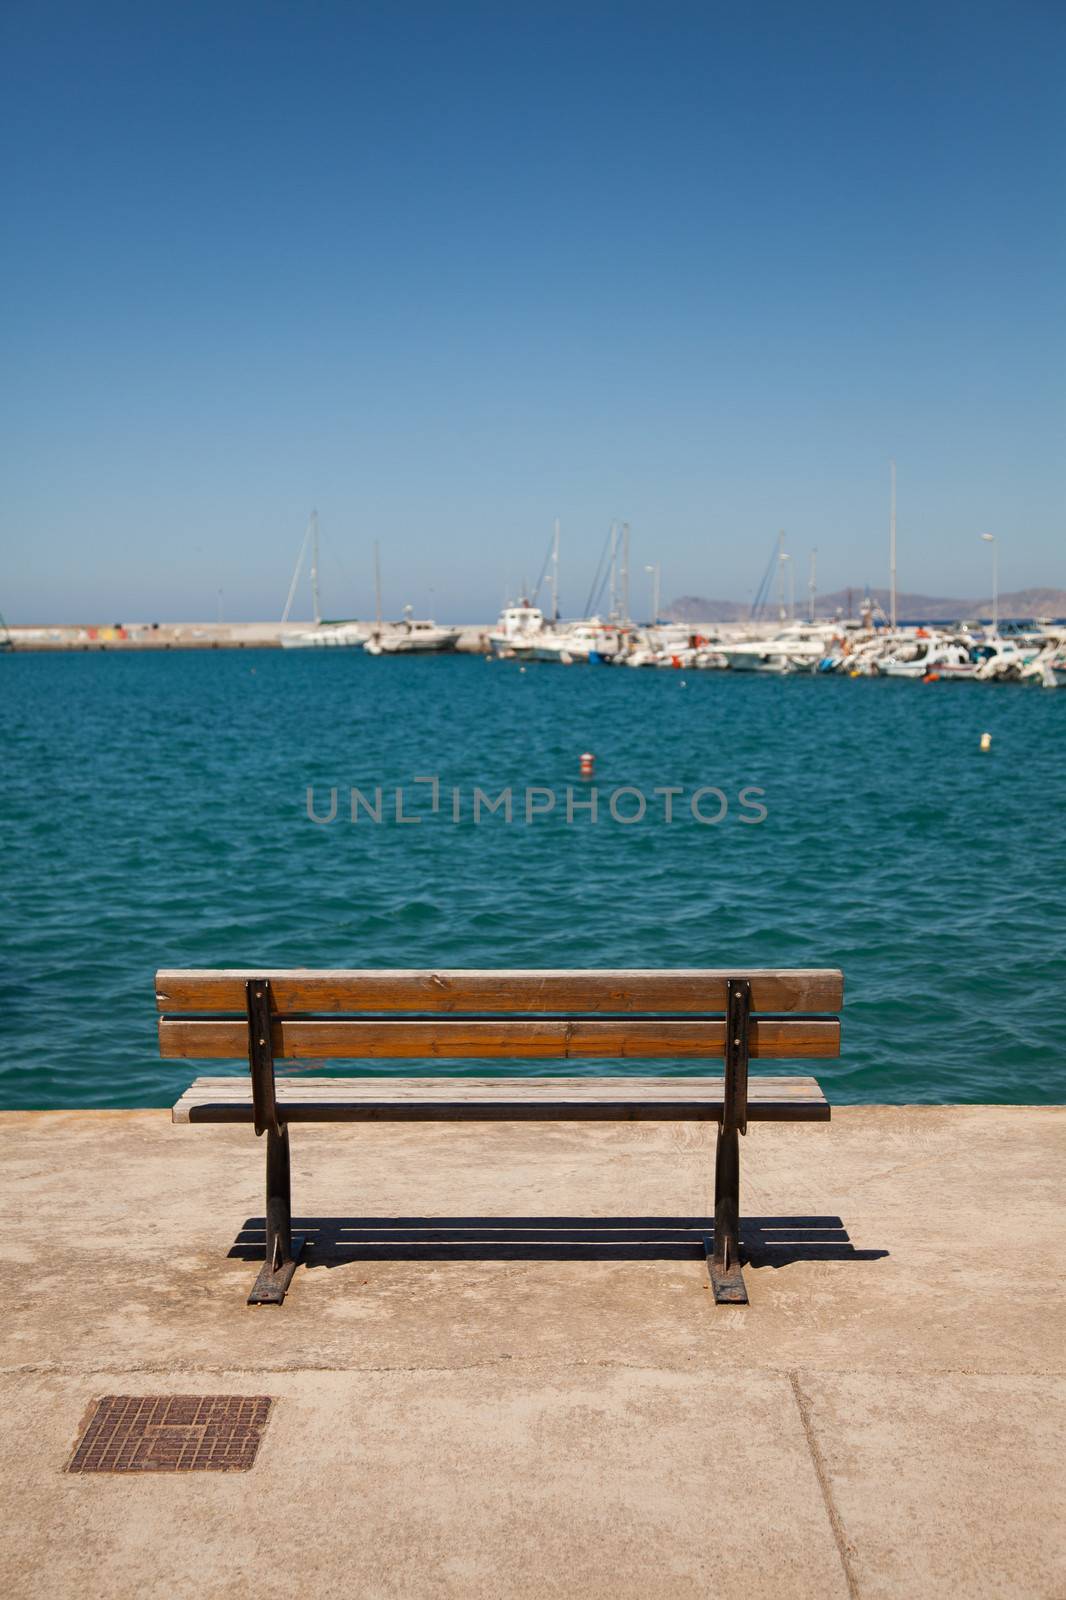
[1,0,1062,622]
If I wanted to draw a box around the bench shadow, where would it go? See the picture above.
[228,1216,888,1269]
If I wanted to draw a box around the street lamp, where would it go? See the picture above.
[980,534,998,634]
[780,552,795,621]
[644,563,661,624]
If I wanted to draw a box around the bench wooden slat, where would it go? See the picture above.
[172,1075,830,1124]
[155,968,844,1015]
[173,1075,823,1101]
[158,1015,841,1061]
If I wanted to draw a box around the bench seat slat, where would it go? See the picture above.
[158,1016,840,1061]
[156,968,844,1015]
[172,1075,830,1124]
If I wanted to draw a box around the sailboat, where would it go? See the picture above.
[528,520,633,663]
[279,512,368,649]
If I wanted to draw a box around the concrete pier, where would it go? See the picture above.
[3,621,494,652]
[1,1105,1063,1598]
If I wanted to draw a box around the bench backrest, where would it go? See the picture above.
[156,968,842,1061]
[159,967,843,1139]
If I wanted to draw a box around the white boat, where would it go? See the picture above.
[879,634,973,677]
[807,620,885,674]
[530,618,622,664]
[365,615,460,655]
[970,633,1053,682]
[276,511,369,649]
[487,523,564,657]
[928,656,979,679]
[721,624,836,673]
[281,622,367,650]
[624,624,698,668]
[1017,634,1066,688]
[487,602,548,658]
[653,639,700,670]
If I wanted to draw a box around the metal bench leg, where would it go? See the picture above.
[706,1123,748,1303]
[704,977,751,1305]
[248,1125,305,1306]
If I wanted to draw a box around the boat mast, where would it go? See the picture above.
[608,523,618,621]
[883,457,889,630]
[777,530,786,621]
[373,540,383,634]
[551,518,560,622]
[808,549,817,623]
[310,509,321,626]
[621,522,630,623]
[281,512,314,624]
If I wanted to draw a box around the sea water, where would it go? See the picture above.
[1,648,1063,1107]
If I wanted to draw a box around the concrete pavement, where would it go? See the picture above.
[1,1105,1063,1598]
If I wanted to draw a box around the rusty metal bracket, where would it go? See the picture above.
[706,1123,748,1304]
[245,982,303,1303]
[246,979,282,1139]
[724,976,751,1137]
[706,977,751,1305]
[247,1124,304,1306]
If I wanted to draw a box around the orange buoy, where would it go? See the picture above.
[580,751,594,777]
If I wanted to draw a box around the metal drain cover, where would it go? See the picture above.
[68,1395,272,1473]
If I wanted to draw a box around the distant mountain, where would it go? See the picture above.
[666,595,751,623]
[665,586,1066,624]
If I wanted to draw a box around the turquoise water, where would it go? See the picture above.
[2,649,1063,1108]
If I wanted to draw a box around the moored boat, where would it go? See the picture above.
[530,618,623,663]
[721,623,837,673]
[281,622,367,650]
[487,602,548,658]
[365,615,460,654]
[879,634,974,677]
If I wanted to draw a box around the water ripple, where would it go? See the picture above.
[1,651,1064,1107]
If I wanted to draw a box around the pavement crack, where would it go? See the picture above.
[789,1368,861,1600]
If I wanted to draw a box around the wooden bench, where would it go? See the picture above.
[158,967,842,1307]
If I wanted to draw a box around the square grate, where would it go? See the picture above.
[68,1395,272,1473]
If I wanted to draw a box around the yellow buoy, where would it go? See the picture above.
[980,732,992,752]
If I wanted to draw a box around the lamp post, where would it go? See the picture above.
[781,552,794,621]
[981,533,998,634]
[644,563,661,624]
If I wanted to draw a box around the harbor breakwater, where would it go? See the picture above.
[4,621,494,651]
